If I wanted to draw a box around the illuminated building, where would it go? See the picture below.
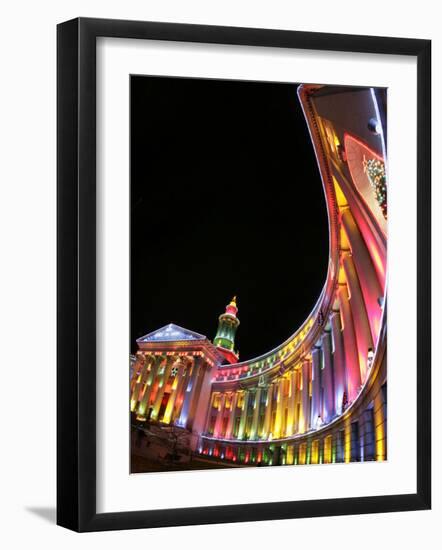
[130,84,387,467]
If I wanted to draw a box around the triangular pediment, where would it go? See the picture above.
[137,323,207,343]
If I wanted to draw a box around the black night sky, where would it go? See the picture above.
[131,76,328,359]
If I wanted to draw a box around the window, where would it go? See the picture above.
[382,382,388,424]
[221,416,229,438]
[258,411,266,435]
[336,429,345,462]
[351,421,360,461]
[233,416,241,438]
[363,407,375,461]
[213,394,220,409]
[245,413,253,438]
[208,414,217,435]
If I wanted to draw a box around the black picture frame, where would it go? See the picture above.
[57,17,431,532]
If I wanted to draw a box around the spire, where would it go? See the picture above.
[213,297,240,364]
[226,296,238,316]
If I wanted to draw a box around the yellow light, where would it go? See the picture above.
[333,177,348,208]
[298,443,307,465]
[324,435,332,464]
[311,440,319,464]
[344,423,351,463]
[376,437,385,461]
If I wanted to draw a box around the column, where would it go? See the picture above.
[374,382,387,461]
[130,353,144,393]
[250,388,262,440]
[300,359,311,433]
[344,418,352,463]
[186,357,208,431]
[342,252,374,384]
[150,355,174,420]
[172,357,191,421]
[213,393,226,437]
[273,380,285,438]
[311,347,322,428]
[341,209,384,341]
[286,370,297,436]
[280,379,289,437]
[294,370,302,433]
[321,331,335,423]
[225,392,239,439]
[330,311,347,414]
[137,354,161,417]
[262,385,273,439]
[338,283,361,402]
[237,390,250,440]
[191,360,215,437]
[162,358,186,424]
[178,356,201,428]
[130,354,149,411]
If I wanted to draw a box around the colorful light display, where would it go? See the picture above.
[130,84,387,470]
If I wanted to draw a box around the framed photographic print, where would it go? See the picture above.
[57,18,431,531]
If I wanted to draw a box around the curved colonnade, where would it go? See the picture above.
[198,84,388,466]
